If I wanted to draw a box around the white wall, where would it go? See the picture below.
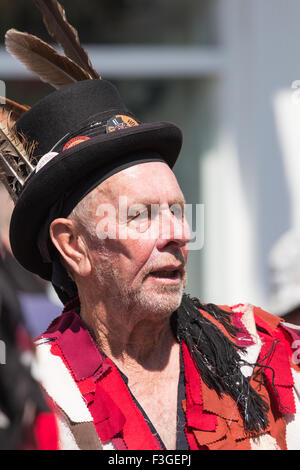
[201,0,300,311]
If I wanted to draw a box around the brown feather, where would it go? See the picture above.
[0,119,32,202]
[0,114,39,203]
[5,29,91,89]
[0,119,35,173]
[0,97,30,123]
[0,108,37,166]
[34,0,99,79]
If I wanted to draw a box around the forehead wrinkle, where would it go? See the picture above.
[79,161,185,215]
[124,195,186,207]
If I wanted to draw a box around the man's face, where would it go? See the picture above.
[81,161,190,320]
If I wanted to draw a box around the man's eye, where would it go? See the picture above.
[127,204,149,221]
[129,209,148,221]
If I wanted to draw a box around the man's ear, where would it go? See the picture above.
[50,218,92,277]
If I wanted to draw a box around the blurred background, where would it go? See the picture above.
[1,0,300,329]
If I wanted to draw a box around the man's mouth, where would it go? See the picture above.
[149,269,180,279]
[147,265,184,283]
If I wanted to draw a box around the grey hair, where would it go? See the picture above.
[55,188,100,280]
[67,186,100,239]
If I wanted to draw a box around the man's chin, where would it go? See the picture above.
[132,286,184,319]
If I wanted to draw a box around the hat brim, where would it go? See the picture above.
[10,121,182,280]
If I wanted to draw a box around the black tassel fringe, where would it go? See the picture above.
[171,294,270,433]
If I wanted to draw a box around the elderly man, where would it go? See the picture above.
[3,1,299,450]
[2,0,300,444]
[50,160,189,450]
[1,76,298,451]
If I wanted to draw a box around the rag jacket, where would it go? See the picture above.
[35,297,300,450]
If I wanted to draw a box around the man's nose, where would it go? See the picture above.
[157,206,191,247]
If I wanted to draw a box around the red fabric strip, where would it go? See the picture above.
[181,341,217,432]
[34,411,59,450]
[98,357,163,450]
[257,328,296,414]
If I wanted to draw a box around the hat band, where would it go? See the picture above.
[33,109,141,175]
[50,109,140,154]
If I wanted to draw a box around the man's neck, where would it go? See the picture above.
[79,295,181,451]
[80,297,179,378]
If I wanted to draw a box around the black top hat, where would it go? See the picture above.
[9,79,182,290]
